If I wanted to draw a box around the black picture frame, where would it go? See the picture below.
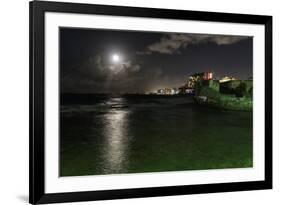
[29,1,272,204]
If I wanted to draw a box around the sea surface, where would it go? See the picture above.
[60,94,253,176]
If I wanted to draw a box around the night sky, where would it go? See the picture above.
[60,27,253,94]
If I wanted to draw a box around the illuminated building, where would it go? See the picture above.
[219,76,236,83]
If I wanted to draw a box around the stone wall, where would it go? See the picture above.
[194,79,253,111]
[220,80,253,97]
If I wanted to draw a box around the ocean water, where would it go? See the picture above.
[60,94,253,176]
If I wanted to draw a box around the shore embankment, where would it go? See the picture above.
[194,80,253,111]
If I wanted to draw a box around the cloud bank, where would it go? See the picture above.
[61,55,165,93]
[61,55,142,93]
[137,34,250,55]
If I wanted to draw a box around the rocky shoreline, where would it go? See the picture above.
[194,95,252,111]
[194,79,253,111]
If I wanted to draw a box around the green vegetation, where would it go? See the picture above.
[194,80,253,111]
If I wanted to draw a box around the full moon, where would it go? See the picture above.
[112,54,120,63]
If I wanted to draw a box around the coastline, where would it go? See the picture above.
[193,79,253,111]
[194,95,253,111]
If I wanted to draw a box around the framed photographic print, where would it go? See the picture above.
[29,0,272,204]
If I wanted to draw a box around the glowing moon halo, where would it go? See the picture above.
[112,54,120,63]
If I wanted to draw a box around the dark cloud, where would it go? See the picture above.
[137,34,250,55]
[61,55,141,92]
[61,55,162,93]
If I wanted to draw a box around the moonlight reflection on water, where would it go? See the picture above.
[100,98,131,174]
